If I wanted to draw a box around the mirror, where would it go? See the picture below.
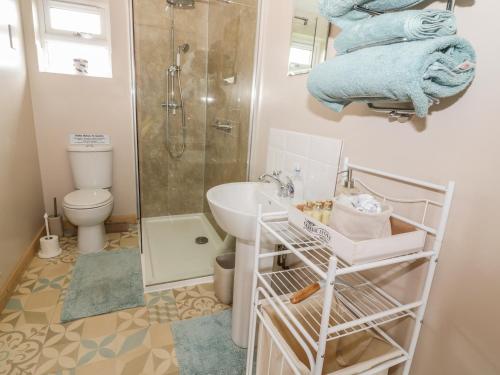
[288,0,330,76]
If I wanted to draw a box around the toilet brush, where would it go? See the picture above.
[48,197,64,237]
[44,213,50,237]
[39,213,62,259]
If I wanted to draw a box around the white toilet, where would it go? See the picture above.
[63,144,114,254]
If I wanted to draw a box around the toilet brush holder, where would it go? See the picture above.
[38,235,62,259]
[48,216,64,237]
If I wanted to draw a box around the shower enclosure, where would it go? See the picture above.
[132,0,259,285]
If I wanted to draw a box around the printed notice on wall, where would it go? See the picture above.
[69,134,111,145]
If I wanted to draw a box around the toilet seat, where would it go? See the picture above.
[63,189,113,210]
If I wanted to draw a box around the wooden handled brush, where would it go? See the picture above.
[290,282,322,304]
[290,279,355,304]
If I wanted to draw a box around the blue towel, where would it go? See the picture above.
[307,36,476,117]
[319,0,427,27]
[335,10,457,54]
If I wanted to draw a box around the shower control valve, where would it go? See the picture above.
[168,65,181,74]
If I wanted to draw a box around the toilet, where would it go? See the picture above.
[63,144,114,254]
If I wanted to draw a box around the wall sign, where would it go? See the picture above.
[69,134,111,145]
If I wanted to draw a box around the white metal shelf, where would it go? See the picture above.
[246,159,455,375]
[259,218,435,280]
[255,286,410,375]
[257,265,418,346]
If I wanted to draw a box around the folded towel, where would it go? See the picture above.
[335,10,457,54]
[307,36,476,117]
[319,0,427,27]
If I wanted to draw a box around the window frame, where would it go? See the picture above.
[35,0,112,77]
[41,0,109,43]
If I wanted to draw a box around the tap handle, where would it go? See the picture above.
[272,170,282,177]
[286,176,295,196]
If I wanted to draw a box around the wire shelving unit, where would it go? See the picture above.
[246,160,455,375]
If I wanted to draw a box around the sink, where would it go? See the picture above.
[207,182,285,241]
[207,182,287,348]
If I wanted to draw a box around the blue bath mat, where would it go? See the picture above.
[61,249,145,322]
[171,310,248,375]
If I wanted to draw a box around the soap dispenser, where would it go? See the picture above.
[292,164,304,204]
[335,169,360,196]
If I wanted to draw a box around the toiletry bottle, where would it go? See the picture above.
[336,179,360,196]
[312,202,323,221]
[321,200,333,225]
[335,169,360,197]
[303,202,313,217]
[292,165,304,204]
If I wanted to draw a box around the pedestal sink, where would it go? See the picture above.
[207,182,286,348]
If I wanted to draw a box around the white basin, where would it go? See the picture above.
[207,182,286,348]
[207,182,285,241]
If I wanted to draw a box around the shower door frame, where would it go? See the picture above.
[127,0,266,290]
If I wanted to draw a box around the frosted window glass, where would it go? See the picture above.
[289,47,313,68]
[49,6,102,35]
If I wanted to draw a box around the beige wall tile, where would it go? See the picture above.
[134,0,257,220]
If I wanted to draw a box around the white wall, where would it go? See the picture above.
[20,0,137,217]
[0,0,44,286]
[251,1,500,374]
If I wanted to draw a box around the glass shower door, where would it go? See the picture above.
[203,0,258,231]
[132,0,259,286]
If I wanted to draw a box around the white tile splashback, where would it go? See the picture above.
[266,128,343,200]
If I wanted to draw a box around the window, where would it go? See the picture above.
[36,0,112,77]
[289,43,314,71]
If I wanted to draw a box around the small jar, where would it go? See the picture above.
[321,200,333,225]
[311,202,323,221]
[303,202,314,217]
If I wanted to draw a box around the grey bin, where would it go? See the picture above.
[214,253,235,305]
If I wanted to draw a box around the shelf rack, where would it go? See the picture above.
[246,159,455,375]
[258,265,417,344]
[355,0,457,122]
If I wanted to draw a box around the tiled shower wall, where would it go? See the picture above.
[134,0,208,217]
[133,0,257,219]
[203,0,258,223]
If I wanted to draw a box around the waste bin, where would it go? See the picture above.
[214,252,235,305]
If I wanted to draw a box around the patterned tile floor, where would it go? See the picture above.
[0,228,230,375]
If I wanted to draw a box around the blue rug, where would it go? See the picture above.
[171,310,248,375]
[61,249,145,322]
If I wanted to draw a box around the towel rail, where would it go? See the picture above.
[352,5,382,16]
[354,0,456,16]
[353,0,456,122]
[367,103,415,123]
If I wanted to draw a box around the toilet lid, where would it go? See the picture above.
[63,189,113,209]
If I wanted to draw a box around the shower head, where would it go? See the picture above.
[166,0,195,8]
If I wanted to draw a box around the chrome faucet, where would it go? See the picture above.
[259,170,295,198]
